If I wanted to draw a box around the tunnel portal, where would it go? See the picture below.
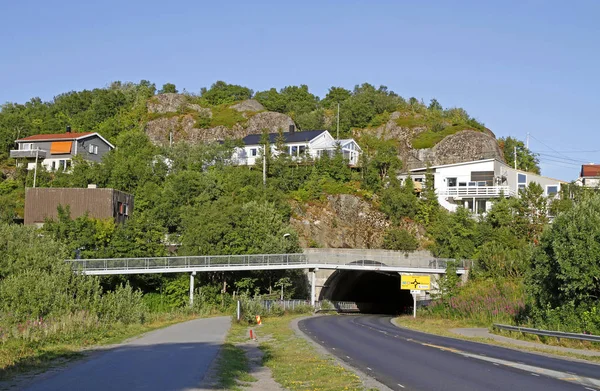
[319,266,414,314]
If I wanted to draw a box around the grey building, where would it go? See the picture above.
[25,187,134,226]
[10,127,114,171]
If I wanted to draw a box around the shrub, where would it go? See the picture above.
[99,283,148,324]
[382,228,419,252]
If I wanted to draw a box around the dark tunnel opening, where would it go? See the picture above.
[319,269,414,314]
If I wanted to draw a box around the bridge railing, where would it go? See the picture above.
[66,252,472,274]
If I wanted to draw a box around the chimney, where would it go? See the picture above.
[66,125,71,133]
[289,125,295,133]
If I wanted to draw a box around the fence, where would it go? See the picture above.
[493,324,600,343]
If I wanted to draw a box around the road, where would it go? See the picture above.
[299,315,600,391]
[22,316,231,391]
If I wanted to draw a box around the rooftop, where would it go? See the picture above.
[17,132,94,142]
[242,130,327,145]
[581,164,600,178]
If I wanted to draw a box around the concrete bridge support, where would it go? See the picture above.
[190,271,196,307]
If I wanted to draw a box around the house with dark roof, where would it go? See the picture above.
[232,126,361,166]
[576,164,600,188]
[10,127,114,171]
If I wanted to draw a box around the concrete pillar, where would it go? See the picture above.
[189,271,196,307]
[310,268,318,307]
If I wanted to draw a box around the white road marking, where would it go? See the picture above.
[332,347,336,350]
[367,367,372,371]
[346,355,351,359]
[493,363,500,366]
[585,388,596,391]
[398,384,405,389]
[531,373,540,377]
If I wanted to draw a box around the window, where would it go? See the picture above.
[291,146,298,156]
[250,148,257,157]
[477,181,486,187]
[118,202,124,215]
[547,185,559,196]
[518,173,527,191]
[51,161,56,171]
[447,177,457,187]
[93,145,98,154]
[89,144,94,154]
[468,181,476,186]
[458,182,467,187]
[299,145,306,155]
[65,160,71,170]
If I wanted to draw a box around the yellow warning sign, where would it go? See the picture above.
[401,275,431,290]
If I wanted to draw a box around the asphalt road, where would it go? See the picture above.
[22,316,231,391]
[299,315,600,391]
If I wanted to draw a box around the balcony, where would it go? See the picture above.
[437,185,515,198]
[10,148,47,159]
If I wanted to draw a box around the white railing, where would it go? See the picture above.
[437,186,515,197]
[10,148,48,159]
[66,252,472,275]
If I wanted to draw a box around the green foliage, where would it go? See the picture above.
[159,83,178,94]
[359,135,402,192]
[382,228,418,252]
[254,85,318,116]
[209,104,248,128]
[380,177,418,222]
[498,137,540,174]
[201,81,253,105]
[428,208,477,260]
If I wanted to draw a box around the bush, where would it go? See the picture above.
[383,228,419,252]
[99,284,148,325]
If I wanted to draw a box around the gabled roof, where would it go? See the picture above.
[17,132,93,142]
[581,164,600,177]
[17,132,115,149]
[242,130,327,146]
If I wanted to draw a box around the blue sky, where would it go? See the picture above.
[1,0,598,180]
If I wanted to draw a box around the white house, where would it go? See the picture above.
[10,127,114,171]
[232,128,361,166]
[400,158,565,213]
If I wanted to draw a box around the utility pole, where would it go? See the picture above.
[336,103,340,140]
[514,145,517,170]
[262,144,267,187]
[33,149,39,188]
[526,132,530,149]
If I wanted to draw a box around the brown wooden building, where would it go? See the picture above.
[25,187,134,225]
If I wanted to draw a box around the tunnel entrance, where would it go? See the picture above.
[319,269,414,314]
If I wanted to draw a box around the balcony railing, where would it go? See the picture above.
[10,148,47,159]
[437,185,515,198]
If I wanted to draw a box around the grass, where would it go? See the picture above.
[257,315,367,391]
[411,123,476,149]
[393,315,600,363]
[214,321,256,390]
[0,312,199,381]
[210,104,248,129]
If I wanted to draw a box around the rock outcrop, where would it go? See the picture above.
[230,99,265,112]
[290,194,389,249]
[145,95,294,146]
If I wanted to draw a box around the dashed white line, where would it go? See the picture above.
[398,384,405,389]
[346,355,351,359]
[493,363,500,366]
[531,373,540,377]
[367,367,372,371]
[585,388,596,391]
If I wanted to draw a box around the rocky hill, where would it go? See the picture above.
[143,93,505,170]
[145,94,294,146]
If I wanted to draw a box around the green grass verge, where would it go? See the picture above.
[393,315,600,363]
[215,321,257,390]
[258,315,367,391]
[0,313,199,381]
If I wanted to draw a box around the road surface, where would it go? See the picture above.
[299,315,600,391]
[23,316,231,391]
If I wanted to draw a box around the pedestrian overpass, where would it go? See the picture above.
[66,249,470,308]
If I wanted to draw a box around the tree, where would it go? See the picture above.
[528,194,600,310]
[382,228,419,252]
[380,177,418,222]
[428,98,443,111]
[498,137,540,174]
[274,277,292,300]
[159,83,178,94]
[416,170,440,225]
[202,81,253,105]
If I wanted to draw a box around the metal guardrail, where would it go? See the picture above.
[493,324,600,343]
[66,252,472,275]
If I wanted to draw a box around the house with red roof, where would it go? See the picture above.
[577,164,600,188]
[10,126,114,171]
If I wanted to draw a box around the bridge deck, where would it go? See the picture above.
[67,253,470,276]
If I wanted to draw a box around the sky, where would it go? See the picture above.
[1,0,599,181]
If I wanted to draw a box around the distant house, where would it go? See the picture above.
[25,186,134,226]
[10,127,114,171]
[576,164,600,188]
[232,127,361,166]
[399,158,565,214]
